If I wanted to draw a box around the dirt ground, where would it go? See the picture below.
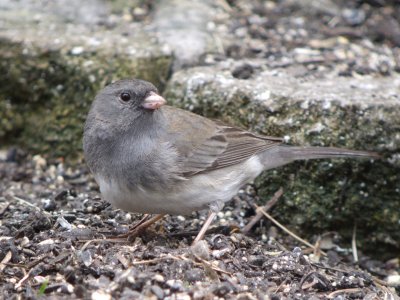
[0,151,398,298]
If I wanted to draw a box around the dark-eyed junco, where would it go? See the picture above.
[83,79,379,242]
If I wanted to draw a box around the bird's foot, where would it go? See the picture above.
[113,214,166,241]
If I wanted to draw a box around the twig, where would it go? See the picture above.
[312,236,322,263]
[270,237,289,252]
[15,272,31,290]
[168,226,230,238]
[169,254,232,276]
[310,263,347,274]
[373,276,393,287]
[243,187,283,233]
[327,288,363,299]
[300,278,318,290]
[217,0,232,12]
[352,223,358,263]
[130,257,169,265]
[25,254,49,269]
[300,271,331,291]
[12,196,52,217]
[80,240,93,252]
[192,254,233,276]
[116,252,130,269]
[299,271,319,291]
[0,251,12,272]
[14,254,52,289]
[256,206,326,255]
[311,262,392,289]
[379,285,399,300]
[0,201,10,216]
[113,254,182,267]
[129,252,230,275]
[274,278,288,293]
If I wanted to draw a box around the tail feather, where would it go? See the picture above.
[259,146,379,171]
[279,146,380,161]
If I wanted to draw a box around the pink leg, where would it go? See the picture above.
[192,211,217,244]
[117,214,166,239]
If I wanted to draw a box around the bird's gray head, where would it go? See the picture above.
[83,79,167,173]
[86,79,166,131]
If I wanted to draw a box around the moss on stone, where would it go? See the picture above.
[0,41,172,160]
[165,68,400,258]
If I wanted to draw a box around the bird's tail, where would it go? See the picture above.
[260,146,379,170]
[279,146,380,161]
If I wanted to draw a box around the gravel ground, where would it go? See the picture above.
[218,0,400,79]
[0,150,398,298]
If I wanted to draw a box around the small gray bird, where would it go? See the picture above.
[83,79,378,242]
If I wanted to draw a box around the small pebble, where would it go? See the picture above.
[232,63,254,79]
[386,275,400,286]
[71,46,84,55]
[212,282,234,297]
[57,216,72,230]
[292,247,302,260]
[20,236,30,247]
[32,155,47,170]
[91,290,111,300]
[79,250,93,267]
[56,175,64,184]
[212,248,231,259]
[33,275,47,284]
[66,283,74,294]
[125,213,132,222]
[184,268,204,283]
[173,293,191,300]
[190,240,210,260]
[47,165,57,179]
[42,199,56,211]
[54,190,68,201]
[9,278,17,284]
[153,274,165,283]
[248,255,266,266]
[38,239,55,246]
[63,214,77,222]
[166,279,183,291]
[151,285,164,299]
[236,293,258,300]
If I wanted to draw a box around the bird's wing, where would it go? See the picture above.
[162,106,283,177]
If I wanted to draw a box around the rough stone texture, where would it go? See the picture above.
[165,65,400,255]
[0,0,172,159]
[152,0,226,71]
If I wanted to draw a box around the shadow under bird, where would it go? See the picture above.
[83,79,379,243]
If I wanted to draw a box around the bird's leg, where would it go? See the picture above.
[117,214,166,239]
[192,211,217,244]
[129,214,152,231]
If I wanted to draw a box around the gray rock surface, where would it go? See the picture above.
[0,0,165,58]
[0,0,172,158]
[165,65,400,253]
[152,0,226,70]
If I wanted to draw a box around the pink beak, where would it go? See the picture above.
[142,91,166,110]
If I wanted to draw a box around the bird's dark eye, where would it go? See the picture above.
[120,92,131,102]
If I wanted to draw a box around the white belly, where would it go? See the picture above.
[95,156,264,215]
